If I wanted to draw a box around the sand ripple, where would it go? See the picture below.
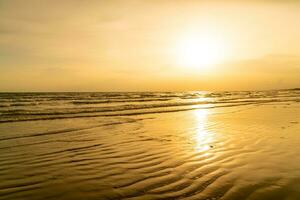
[0,103,300,200]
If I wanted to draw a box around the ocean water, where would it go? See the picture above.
[0,90,300,200]
[0,89,299,123]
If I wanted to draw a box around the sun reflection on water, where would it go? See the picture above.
[194,109,214,152]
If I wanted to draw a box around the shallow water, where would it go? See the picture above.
[0,90,300,200]
[0,90,299,123]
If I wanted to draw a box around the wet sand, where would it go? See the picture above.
[0,103,300,200]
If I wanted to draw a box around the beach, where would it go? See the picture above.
[0,91,300,200]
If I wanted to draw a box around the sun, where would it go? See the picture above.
[176,32,225,69]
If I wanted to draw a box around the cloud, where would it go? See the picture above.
[221,55,300,74]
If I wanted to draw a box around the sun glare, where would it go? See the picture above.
[176,32,226,70]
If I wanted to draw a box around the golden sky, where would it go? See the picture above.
[0,0,300,91]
